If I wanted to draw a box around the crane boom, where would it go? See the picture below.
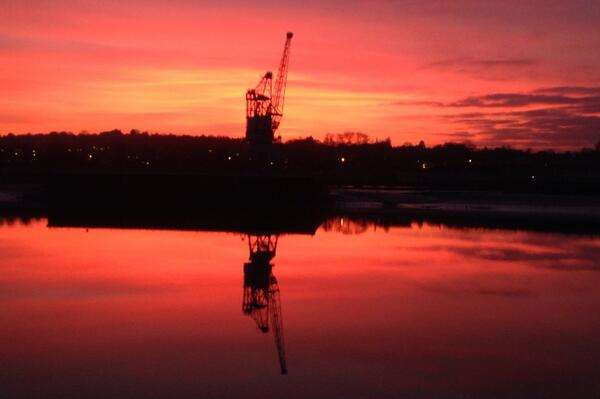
[269,275,287,375]
[271,32,293,131]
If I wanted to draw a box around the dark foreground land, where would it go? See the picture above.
[1,130,600,234]
[2,183,600,236]
[1,130,599,191]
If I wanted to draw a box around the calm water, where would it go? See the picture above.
[1,217,599,398]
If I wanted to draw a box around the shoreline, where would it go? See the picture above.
[2,183,600,235]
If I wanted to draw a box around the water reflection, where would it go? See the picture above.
[242,234,287,374]
[1,212,600,398]
[320,217,372,235]
[45,210,306,376]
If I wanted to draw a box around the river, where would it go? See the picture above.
[1,217,599,398]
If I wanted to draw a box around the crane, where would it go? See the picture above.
[245,32,294,146]
[242,234,288,375]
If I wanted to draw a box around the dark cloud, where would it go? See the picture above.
[413,280,534,299]
[421,57,539,81]
[444,131,477,139]
[437,86,600,148]
[424,57,537,70]
[447,93,585,107]
[459,108,600,148]
[416,242,600,272]
[390,100,445,107]
[533,86,600,96]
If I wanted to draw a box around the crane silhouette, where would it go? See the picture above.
[245,32,293,147]
[242,234,287,375]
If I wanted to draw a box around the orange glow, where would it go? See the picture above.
[1,1,599,148]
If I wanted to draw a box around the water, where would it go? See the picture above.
[1,217,599,398]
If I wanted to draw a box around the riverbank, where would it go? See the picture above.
[2,182,600,235]
[332,187,600,234]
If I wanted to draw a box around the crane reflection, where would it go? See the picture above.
[242,234,287,375]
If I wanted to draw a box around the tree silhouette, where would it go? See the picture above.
[0,130,598,191]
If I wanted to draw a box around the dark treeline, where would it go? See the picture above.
[1,130,600,191]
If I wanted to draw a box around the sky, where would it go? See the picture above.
[1,0,600,150]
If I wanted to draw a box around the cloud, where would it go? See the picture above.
[420,242,600,272]
[437,86,600,148]
[447,93,586,108]
[443,131,477,139]
[532,86,600,96]
[421,57,539,81]
[413,280,535,299]
[426,57,537,70]
[390,100,445,107]
[459,108,600,148]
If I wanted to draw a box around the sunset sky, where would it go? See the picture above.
[1,0,600,149]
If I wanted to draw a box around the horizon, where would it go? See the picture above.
[2,1,600,150]
[2,129,599,154]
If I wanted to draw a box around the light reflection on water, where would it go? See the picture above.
[1,217,599,399]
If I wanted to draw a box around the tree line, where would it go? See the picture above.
[1,130,599,190]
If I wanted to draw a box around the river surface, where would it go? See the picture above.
[1,217,599,398]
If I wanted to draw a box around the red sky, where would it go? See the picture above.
[1,0,599,149]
